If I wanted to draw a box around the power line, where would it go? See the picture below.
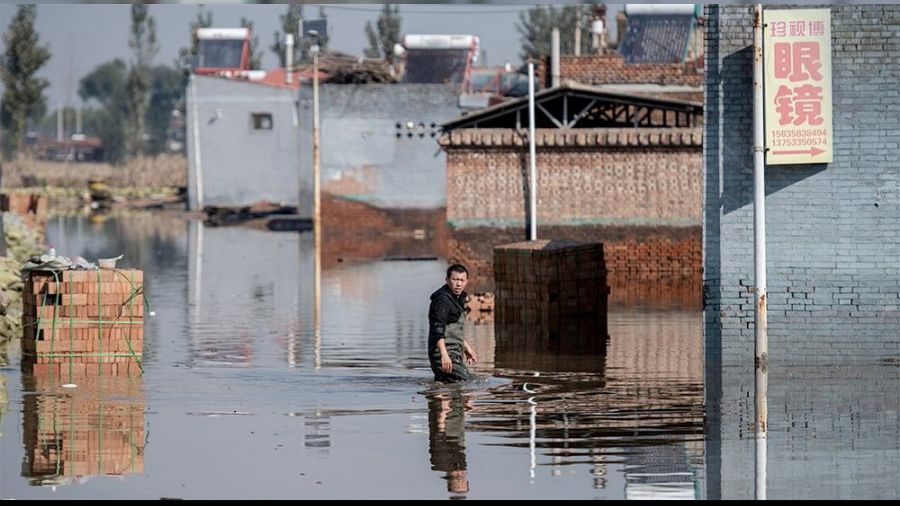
[310,4,535,15]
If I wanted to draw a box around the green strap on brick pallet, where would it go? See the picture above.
[26,268,149,376]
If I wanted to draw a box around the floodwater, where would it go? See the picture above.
[1,213,898,499]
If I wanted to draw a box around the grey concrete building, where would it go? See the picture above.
[186,75,308,215]
[297,83,467,210]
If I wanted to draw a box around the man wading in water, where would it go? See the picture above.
[428,264,478,382]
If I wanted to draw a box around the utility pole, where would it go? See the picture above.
[57,103,64,143]
[753,4,768,501]
[528,62,537,241]
[310,29,322,370]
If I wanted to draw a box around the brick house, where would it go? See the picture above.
[537,5,704,102]
[438,82,703,291]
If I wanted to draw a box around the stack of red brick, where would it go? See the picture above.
[22,269,144,376]
[493,240,608,353]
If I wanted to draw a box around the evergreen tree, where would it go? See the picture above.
[364,4,402,63]
[270,4,304,67]
[125,4,158,158]
[241,17,262,70]
[517,5,593,61]
[316,7,330,53]
[79,59,128,163]
[177,6,213,67]
[0,5,51,158]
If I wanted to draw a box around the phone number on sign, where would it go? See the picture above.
[770,128,829,138]
[770,137,829,147]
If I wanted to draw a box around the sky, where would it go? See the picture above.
[0,2,623,109]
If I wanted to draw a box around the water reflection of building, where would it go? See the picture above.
[321,260,440,369]
[187,221,312,368]
[302,409,332,452]
[706,365,900,500]
[624,444,702,499]
[20,368,145,487]
[462,303,704,498]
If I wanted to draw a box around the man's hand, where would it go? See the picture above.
[441,351,453,373]
[438,339,453,373]
[464,344,478,365]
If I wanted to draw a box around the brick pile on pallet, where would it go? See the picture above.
[493,240,608,358]
[22,269,144,375]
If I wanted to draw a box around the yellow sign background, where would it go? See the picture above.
[764,9,833,165]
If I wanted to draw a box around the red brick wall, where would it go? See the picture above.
[448,225,701,297]
[538,54,703,88]
[321,194,449,268]
[441,128,702,229]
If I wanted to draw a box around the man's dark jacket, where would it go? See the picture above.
[428,285,467,355]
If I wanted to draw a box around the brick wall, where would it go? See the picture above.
[321,194,448,268]
[440,128,702,229]
[539,54,704,88]
[704,5,900,366]
[448,225,701,299]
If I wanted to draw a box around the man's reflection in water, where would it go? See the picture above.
[427,389,474,498]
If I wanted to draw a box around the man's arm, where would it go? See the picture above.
[430,296,454,372]
[429,297,451,342]
[437,338,453,372]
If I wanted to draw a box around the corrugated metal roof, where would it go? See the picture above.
[401,48,470,84]
[442,81,703,131]
[619,14,695,64]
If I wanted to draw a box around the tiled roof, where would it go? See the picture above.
[438,128,703,148]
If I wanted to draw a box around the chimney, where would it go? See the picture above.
[57,104,64,142]
[615,11,627,50]
[551,27,560,87]
[591,4,609,54]
[285,33,294,85]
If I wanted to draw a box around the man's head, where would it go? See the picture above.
[445,264,469,296]
[447,469,469,494]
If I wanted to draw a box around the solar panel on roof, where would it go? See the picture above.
[619,15,694,64]
[303,19,328,38]
[401,49,470,84]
